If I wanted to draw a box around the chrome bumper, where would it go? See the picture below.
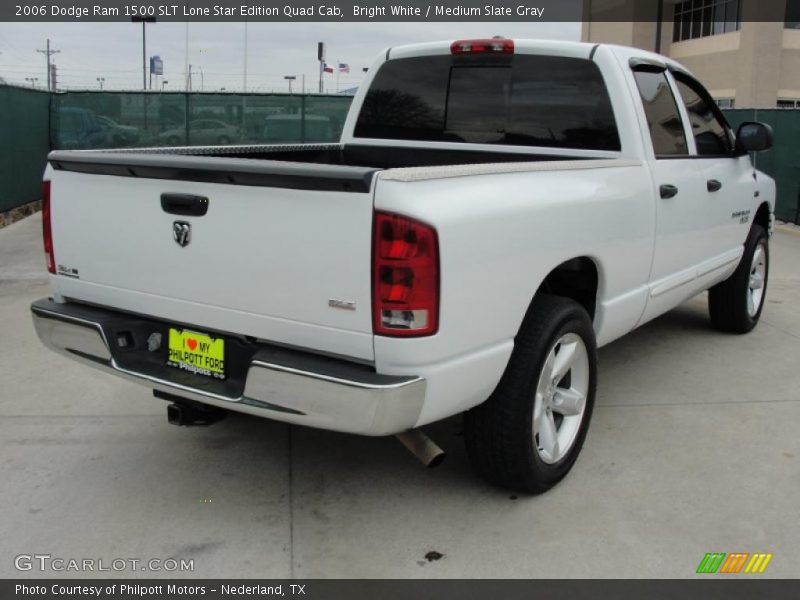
[31,299,426,436]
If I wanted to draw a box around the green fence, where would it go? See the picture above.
[50,92,353,150]
[723,109,800,223]
[0,85,50,212]
[1,85,799,225]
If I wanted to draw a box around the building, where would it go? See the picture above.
[582,0,800,108]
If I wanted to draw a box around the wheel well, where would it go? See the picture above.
[753,202,770,232]
[538,257,599,320]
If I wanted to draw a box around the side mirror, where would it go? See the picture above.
[736,121,773,152]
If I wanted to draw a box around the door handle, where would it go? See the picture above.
[659,184,678,199]
[707,179,722,192]
[160,193,209,216]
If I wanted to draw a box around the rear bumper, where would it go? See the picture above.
[31,298,426,436]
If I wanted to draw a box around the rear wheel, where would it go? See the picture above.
[464,295,597,493]
[708,225,769,333]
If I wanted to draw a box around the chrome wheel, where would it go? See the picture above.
[533,333,590,464]
[747,240,767,317]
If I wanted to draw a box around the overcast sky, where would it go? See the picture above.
[0,21,580,92]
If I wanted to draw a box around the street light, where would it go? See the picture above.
[131,15,156,91]
[96,77,105,90]
[25,77,39,88]
[284,75,296,94]
[161,80,169,91]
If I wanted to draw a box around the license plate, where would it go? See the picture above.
[167,328,225,379]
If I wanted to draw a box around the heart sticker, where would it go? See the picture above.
[187,338,198,351]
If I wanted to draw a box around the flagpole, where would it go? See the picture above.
[336,59,340,93]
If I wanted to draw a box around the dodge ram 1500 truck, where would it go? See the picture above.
[31,38,775,492]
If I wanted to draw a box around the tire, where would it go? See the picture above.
[708,224,769,334]
[464,295,597,493]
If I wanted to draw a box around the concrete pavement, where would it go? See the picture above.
[1,213,798,578]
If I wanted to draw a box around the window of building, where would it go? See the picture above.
[786,0,800,29]
[674,74,734,155]
[354,55,620,151]
[715,98,735,109]
[777,99,800,108]
[632,69,688,156]
[673,0,741,42]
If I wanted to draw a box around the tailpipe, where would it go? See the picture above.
[396,429,446,468]
[166,402,226,427]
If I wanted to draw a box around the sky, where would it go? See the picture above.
[0,21,580,92]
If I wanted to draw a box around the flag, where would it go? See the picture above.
[338,63,350,74]
[323,63,334,74]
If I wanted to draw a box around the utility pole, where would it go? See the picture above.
[50,63,58,91]
[317,42,325,94]
[36,39,60,92]
[243,20,248,92]
[97,77,105,90]
[131,16,156,91]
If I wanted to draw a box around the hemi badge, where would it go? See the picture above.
[328,299,356,311]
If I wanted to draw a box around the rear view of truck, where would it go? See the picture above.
[33,37,655,492]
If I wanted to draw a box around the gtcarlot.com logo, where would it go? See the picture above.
[696,552,773,574]
[14,554,194,573]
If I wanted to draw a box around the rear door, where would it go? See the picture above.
[630,65,709,322]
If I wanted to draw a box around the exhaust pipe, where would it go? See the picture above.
[165,400,226,427]
[396,429,446,468]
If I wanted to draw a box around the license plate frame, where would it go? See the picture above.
[166,327,226,380]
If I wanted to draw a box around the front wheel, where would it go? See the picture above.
[464,295,597,493]
[708,224,769,333]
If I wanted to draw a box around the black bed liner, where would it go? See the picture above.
[48,143,582,193]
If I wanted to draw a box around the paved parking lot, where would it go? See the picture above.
[1,213,798,578]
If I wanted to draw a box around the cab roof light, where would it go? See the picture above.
[450,38,514,55]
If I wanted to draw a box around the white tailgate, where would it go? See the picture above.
[49,170,375,361]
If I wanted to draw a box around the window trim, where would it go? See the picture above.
[670,69,742,158]
[631,64,691,160]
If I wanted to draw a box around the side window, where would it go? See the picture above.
[632,69,688,156]
[673,75,733,155]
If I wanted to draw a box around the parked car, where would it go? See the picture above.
[262,114,336,143]
[96,116,140,146]
[33,39,775,492]
[53,107,107,149]
[157,119,241,146]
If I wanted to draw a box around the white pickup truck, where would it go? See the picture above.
[32,38,775,492]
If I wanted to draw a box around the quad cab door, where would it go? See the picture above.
[630,63,754,324]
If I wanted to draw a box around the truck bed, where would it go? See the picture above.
[48,143,582,193]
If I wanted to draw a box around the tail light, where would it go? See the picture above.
[450,38,514,55]
[372,211,439,337]
[42,180,55,274]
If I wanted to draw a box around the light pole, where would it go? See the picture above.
[131,16,156,91]
[96,77,105,90]
[284,75,296,94]
[161,80,168,92]
[25,77,39,88]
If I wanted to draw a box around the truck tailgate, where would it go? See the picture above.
[46,151,378,361]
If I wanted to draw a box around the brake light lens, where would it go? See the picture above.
[42,180,55,274]
[450,38,514,55]
[372,212,439,337]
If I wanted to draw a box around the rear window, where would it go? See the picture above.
[354,54,620,151]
